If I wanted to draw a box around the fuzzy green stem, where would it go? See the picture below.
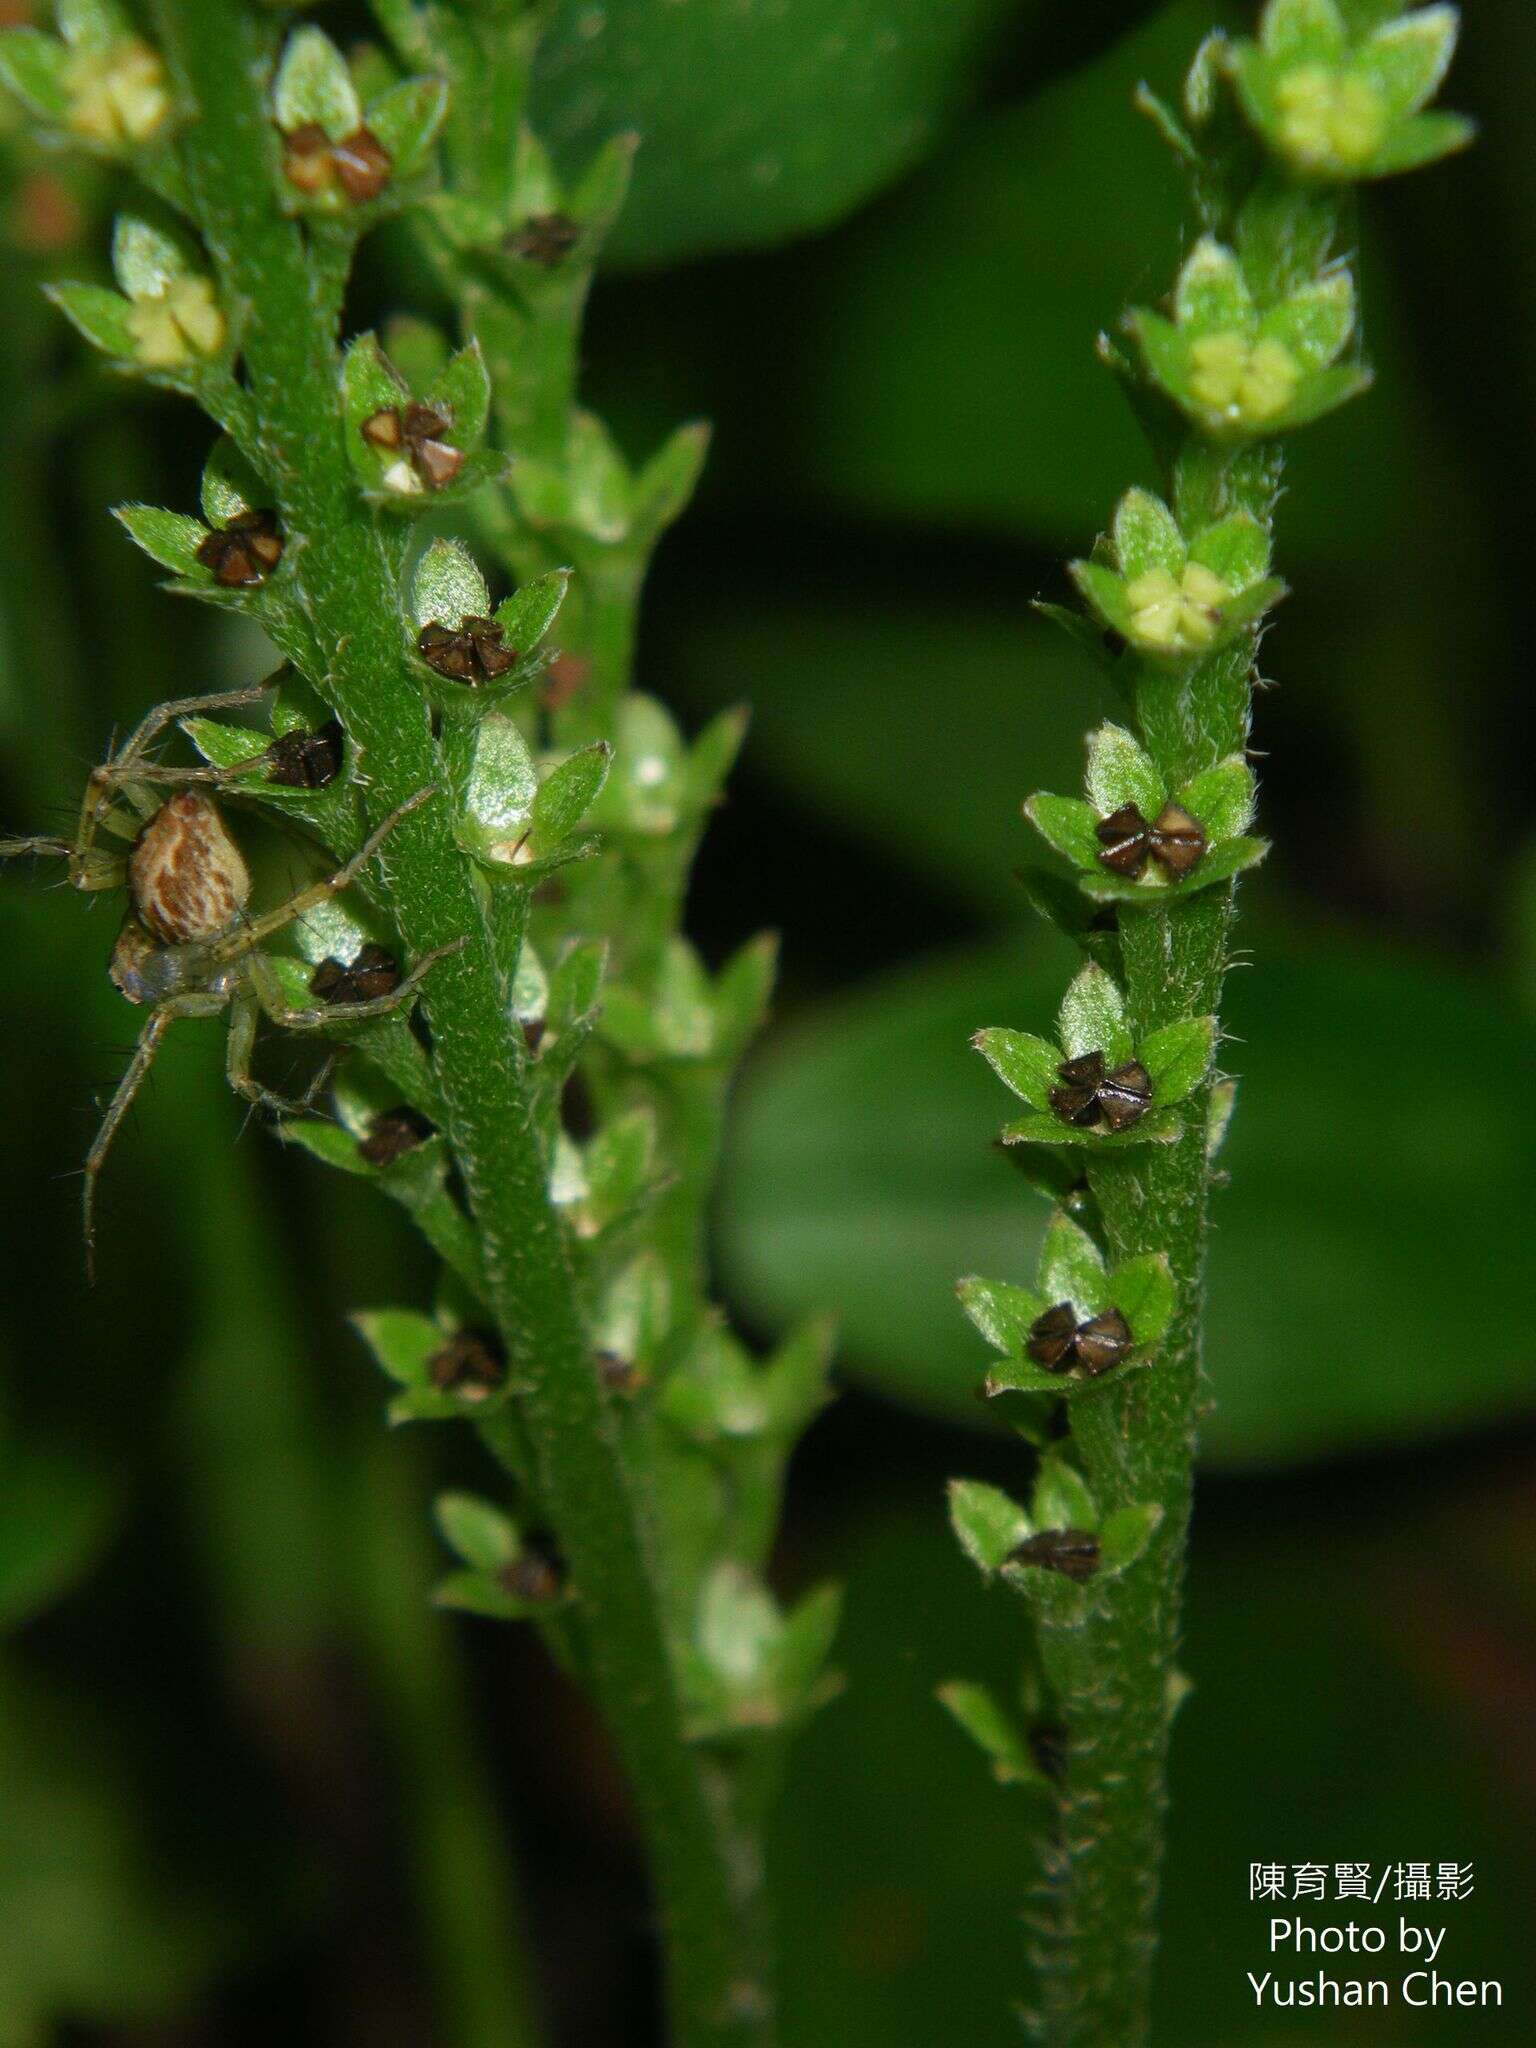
[149,6,774,2039]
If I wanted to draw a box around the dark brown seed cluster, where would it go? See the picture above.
[427,1327,506,1403]
[265,719,343,789]
[194,508,284,589]
[1096,801,1207,880]
[1008,1529,1101,1584]
[310,943,400,1005]
[416,615,517,683]
[498,1546,565,1604]
[358,1105,436,1168]
[360,401,464,490]
[507,211,581,267]
[1025,1302,1134,1378]
[596,1350,642,1394]
[281,121,392,204]
[1048,1050,1152,1131]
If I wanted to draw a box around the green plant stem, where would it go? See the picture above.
[149,6,775,2040]
[1029,458,1277,2047]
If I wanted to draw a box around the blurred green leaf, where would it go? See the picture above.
[532,0,1025,267]
[0,1452,116,1636]
[722,928,1536,1462]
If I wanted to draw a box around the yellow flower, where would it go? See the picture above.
[1188,331,1299,428]
[1125,563,1229,656]
[126,276,226,370]
[1274,65,1388,174]
[64,39,171,148]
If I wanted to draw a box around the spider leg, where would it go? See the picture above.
[0,833,73,861]
[204,787,437,963]
[223,988,338,1117]
[108,684,275,780]
[83,992,228,1279]
[77,684,278,864]
[257,938,464,1031]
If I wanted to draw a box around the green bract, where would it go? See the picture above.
[0,0,174,157]
[1229,0,1472,183]
[1128,234,1367,441]
[973,963,1216,1150]
[1026,721,1268,904]
[958,1210,1176,1399]
[1070,486,1285,662]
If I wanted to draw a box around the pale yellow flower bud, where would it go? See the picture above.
[64,40,171,148]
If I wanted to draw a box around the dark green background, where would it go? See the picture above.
[1,2,1532,2043]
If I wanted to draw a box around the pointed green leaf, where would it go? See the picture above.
[1189,513,1271,592]
[429,339,492,448]
[1357,6,1458,121]
[1038,1209,1109,1313]
[1260,0,1347,64]
[111,213,190,301]
[1058,962,1131,1064]
[411,536,490,628]
[434,1569,545,1621]
[365,74,447,173]
[45,281,136,358]
[633,420,710,538]
[760,1313,836,1437]
[1140,1014,1217,1105]
[1269,361,1374,432]
[493,568,569,652]
[352,1308,443,1387]
[972,1027,1060,1111]
[948,1478,1031,1575]
[1067,559,1135,639]
[771,1583,843,1713]
[1173,236,1254,335]
[1261,270,1356,371]
[1031,1453,1096,1532]
[1110,1253,1176,1351]
[272,23,361,140]
[1179,755,1256,839]
[0,29,70,121]
[697,1563,780,1688]
[1111,487,1185,578]
[532,741,611,850]
[937,1681,1049,1789]
[435,1491,520,1574]
[1085,722,1164,818]
[1364,106,1474,175]
[1024,791,1100,872]
[113,504,207,576]
[1001,1109,1182,1150]
[1097,1502,1163,1577]
[956,1276,1047,1355]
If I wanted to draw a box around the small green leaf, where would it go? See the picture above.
[179,717,267,775]
[697,1562,780,1688]
[365,74,448,173]
[1172,236,1253,335]
[57,0,135,51]
[1031,1453,1096,1532]
[1000,1108,1183,1150]
[493,568,569,651]
[1085,722,1163,818]
[948,1478,1031,1575]
[1260,0,1347,65]
[1269,361,1374,432]
[435,1569,545,1622]
[1057,962,1131,1064]
[199,437,267,524]
[352,1307,443,1386]
[1037,1208,1108,1312]
[1365,106,1473,175]
[1081,833,1269,903]
[760,1314,836,1437]
[1357,5,1458,121]
[937,1680,1049,1789]
[1111,1253,1176,1351]
[272,23,361,140]
[411,536,491,628]
[1097,1502,1163,1577]
[111,213,189,300]
[532,741,611,850]
[972,1027,1059,1110]
[429,339,492,448]
[1024,791,1100,871]
[1067,559,1135,640]
[1189,513,1271,591]
[1180,756,1256,838]
[113,504,207,575]
[0,29,71,122]
[956,1276,1046,1354]
[632,420,710,538]
[45,281,136,358]
[1111,487,1185,578]
[1140,1014,1217,1105]
[1261,269,1355,371]
[457,712,539,859]
[771,1583,843,1716]
[436,1491,519,1574]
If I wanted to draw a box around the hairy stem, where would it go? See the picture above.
[150,5,774,2038]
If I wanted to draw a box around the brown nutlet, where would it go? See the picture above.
[427,1327,506,1403]
[310,943,400,1005]
[1008,1528,1101,1584]
[194,507,284,589]
[266,719,343,789]
[358,1105,436,1168]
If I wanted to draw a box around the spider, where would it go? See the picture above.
[1,687,459,1273]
